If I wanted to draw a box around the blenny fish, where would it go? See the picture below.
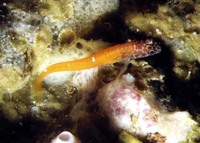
[33,39,161,92]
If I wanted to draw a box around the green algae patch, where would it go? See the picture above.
[119,131,142,143]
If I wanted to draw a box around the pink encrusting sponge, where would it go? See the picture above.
[96,73,196,143]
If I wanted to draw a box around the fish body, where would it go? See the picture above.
[33,40,161,91]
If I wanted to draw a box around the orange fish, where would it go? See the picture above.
[33,39,161,92]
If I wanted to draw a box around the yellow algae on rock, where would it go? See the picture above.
[39,0,74,21]
[0,10,111,121]
[2,102,19,121]
[0,68,29,94]
[125,1,200,80]
[58,29,76,45]
[119,131,142,143]
[0,86,31,121]
[126,5,185,39]
[0,33,32,94]
[184,125,200,143]
[0,1,198,142]
[31,24,53,76]
[30,33,110,121]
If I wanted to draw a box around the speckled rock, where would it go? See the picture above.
[0,35,110,121]
[125,0,200,80]
[0,1,200,143]
[0,0,119,121]
[96,73,198,143]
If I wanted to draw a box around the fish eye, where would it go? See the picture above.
[149,50,155,55]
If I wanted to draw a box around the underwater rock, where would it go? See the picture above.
[29,39,109,121]
[125,0,200,80]
[96,73,198,143]
[0,0,199,143]
[0,22,110,121]
[0,0,116,121]
[0,85,31,121]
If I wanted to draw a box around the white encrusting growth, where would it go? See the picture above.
[122,73,135,84]
[96,73,197,143]
[51,131,79,143]
[66,0,119,34]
